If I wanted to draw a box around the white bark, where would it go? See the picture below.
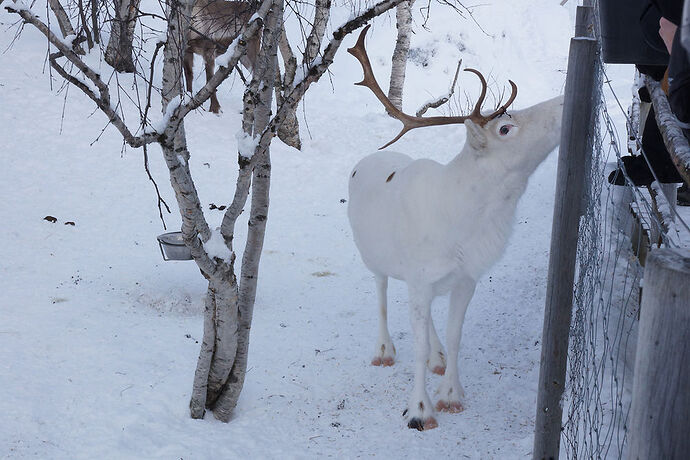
[187,0,277,420]
[303,0,331,64]
[211,0,282,421]
[388,0,415,111]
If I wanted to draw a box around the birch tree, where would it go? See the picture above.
[4,0,407,422]
[387,0,414,111]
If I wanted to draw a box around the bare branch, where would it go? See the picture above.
[5,1,159,147]
[416,59,461,116]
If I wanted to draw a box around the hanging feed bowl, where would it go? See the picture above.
[157,232,193,261]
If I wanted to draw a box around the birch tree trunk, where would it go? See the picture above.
[187,0,281,422]
[156,0,241,420]
[387,0,414,111]
[105,0,141,72]
[210,0,282,421]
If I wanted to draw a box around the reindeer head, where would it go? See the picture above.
[462,95,564,169]
[347,24,562,161]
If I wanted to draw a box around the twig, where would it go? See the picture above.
[416,59,461,116]
[143,144,172,230]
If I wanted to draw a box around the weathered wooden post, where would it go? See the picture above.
[627,248,690,459]
[532,6,598,460]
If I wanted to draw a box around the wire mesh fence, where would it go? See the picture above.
[559,4,690,458]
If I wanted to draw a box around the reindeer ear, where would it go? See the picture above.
[464,119,487,151]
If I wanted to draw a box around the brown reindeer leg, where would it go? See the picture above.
[240,33,260,73]
[204,49,221,114]
[183,47,194,92]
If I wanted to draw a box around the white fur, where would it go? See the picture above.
[347,95,564,429]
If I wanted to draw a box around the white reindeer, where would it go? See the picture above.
[346,26,564,431]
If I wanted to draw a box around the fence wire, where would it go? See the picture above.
[560,4,689,458]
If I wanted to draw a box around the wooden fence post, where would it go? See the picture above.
[532,6,598,460]
[627,248,690,459]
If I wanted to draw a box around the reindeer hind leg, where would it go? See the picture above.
[204,49,221,114]
[371,274,395,367]
[183,48,195,92]
[427,314,446,375]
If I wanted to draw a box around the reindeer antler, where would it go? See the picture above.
[347,25,518,149]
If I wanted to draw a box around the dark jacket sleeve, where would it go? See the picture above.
[668,32,690,124]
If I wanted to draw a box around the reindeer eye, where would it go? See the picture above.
[499,125,511,136]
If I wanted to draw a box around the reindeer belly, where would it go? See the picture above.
[348,152,457,282]
[348,152,411,277]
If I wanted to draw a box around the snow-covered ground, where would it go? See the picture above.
[0,1,640,458]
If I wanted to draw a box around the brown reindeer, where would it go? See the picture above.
[184,0,260,113]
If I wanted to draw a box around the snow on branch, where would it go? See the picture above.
[649,182,682,246]
[645,76,690,186]
[416,59,462,116]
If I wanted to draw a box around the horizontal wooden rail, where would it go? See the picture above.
[645,76,690,186]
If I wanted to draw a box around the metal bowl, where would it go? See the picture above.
[157,231,193,261]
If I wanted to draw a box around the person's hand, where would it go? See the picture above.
[659,17,678,54]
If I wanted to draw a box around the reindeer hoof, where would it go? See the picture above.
[371,356,394,367]
[436,400,464,413]
[427,350,446,375]
[407,416,438,431]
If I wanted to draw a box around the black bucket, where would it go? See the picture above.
[598,0,669,65]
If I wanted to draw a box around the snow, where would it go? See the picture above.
[3,0,31,13]
[147,95,185,134]
[235,129,259,159]
[294,56,323,86]
[0,1,642,458]
[215,40,238,69]
[203,229,232,263]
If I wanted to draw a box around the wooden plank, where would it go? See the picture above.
[628,248,690,458]
[532,7,598,459]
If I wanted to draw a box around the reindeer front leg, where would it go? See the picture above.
[404,284,437,430]
[436,276,475,413]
